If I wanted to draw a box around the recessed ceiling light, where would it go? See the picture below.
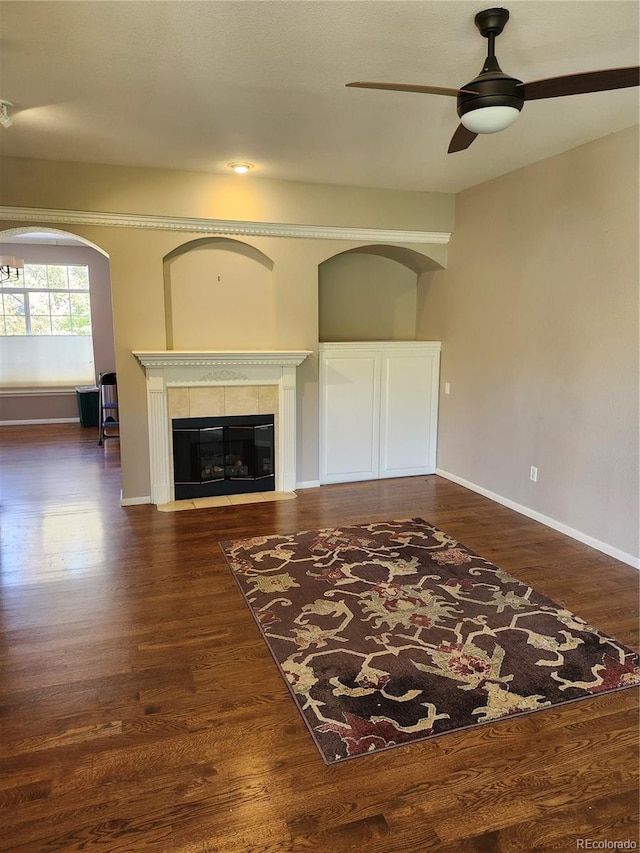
[228,162,253,175]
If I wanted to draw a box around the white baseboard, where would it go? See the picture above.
[295,480,321,490]
[120,492,151,507]
[436,468,640,570]
[0,417,80,426]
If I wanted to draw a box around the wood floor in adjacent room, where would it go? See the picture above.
[0,424,638,853]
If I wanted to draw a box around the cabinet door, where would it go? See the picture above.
[379,348,440,478]
[319,351,380,483]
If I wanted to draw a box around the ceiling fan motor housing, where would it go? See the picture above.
[457,70,524,121]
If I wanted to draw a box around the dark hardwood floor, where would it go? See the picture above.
[0,424,638,853]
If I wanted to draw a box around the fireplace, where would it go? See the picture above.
[133,351,311,506]
[173,414,275,499]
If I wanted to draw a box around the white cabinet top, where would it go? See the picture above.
[319,341,441,351]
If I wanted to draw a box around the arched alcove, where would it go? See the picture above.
[318,244,443,342]
[163,237,275,350]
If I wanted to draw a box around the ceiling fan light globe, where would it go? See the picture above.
[460,105,520,134]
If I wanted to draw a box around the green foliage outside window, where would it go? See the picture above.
[0,264,92,336]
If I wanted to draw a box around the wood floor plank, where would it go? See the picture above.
[0,424,638,852]
[478,788,640,852]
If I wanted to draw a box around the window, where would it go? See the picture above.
[0,262,95,388]
[0,264,92,336]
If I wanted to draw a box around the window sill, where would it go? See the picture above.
[0,387,79,397]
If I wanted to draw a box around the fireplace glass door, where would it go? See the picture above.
[173,415,275,499]
[201,427,224,482]
[226,424,274,480]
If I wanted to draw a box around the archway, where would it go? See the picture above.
[0,227,114,423]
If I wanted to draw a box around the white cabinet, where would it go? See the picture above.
[319,341,441,484]
[320,346,381,483]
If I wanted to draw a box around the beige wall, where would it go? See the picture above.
[0,241,114,422]
[1,156,454,231]
[166,240,276,350]
[417,126,639,559]
[319,253,419,342]
[0,157,451,498]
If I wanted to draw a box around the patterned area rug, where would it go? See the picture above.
[221,518,640,764]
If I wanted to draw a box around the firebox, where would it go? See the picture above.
[172,415,275,499]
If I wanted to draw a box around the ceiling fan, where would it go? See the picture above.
[346,7,640,153]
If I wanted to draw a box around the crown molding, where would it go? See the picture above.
[0,206,451,245]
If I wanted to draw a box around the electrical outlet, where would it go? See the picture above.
[530,466,538,483]
[444,382,451,395]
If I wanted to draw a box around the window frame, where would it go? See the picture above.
[0,262,93,337]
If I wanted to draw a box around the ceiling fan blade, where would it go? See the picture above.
[346,81,478,97]
[517,66,640,101]
[448,124,478,153]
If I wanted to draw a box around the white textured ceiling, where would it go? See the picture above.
[0,0,638,194]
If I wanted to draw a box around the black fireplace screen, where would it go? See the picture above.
[173,415,275,499]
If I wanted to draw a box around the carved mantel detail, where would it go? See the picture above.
[199,369,249,382]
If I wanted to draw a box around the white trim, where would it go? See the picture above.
[0,206,451,246]
[319,341,442,352]
[0,417,80,425]
[134,350,311,369]
[120,493,152,507]
[295,480,321,490]
[436,468,640,570]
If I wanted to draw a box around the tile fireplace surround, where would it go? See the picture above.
[133,351,311,506]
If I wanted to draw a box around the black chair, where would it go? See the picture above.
[98,372,119,446]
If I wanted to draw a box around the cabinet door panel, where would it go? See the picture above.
[379,351,439,477]
[320,354,380,483]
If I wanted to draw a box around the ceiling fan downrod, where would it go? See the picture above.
[477,7,509,73]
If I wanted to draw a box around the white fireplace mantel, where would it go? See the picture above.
[134,350,311,505]
[134,350,312,370]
